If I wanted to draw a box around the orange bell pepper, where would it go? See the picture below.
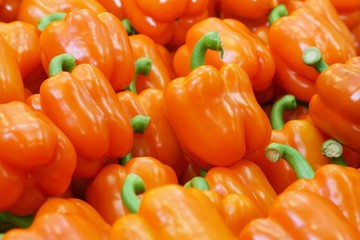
[204,160,277,216]
[246,95,330,193]
[264,142,360,235]
[0,21,46,94]
[0,0,21,22]
[303,47,360,154]
[238,190,360,239]
[17,0,106,26]
[85,157,178,225]
[184,159,277,236]
[129,34,176,93]
[285,0,355,45]
[0,35,25,103]
[330,0,360,12]
[268,3,356,102]
[173,17,275,91]
[38,54,134,178]
[218,0,278,19]
[109,173,237,239]
[96,0,125,19]
[2,198,110,240]
[184,176,264,236]
[38,8,135,92]
[0,101,76,215]
[117,86,186,177]
[121,0,211,45]
[165,31,271,168]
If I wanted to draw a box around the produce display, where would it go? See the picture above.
[0,0,360,239]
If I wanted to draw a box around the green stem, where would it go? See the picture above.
[269,4,288,25]
[0,211,34,232]
[118,115,151,165]
[190,31,224,70]
[302,47,329,73]
[37,12,66,32]
[118,152,132,166]
[184,176,210,190]
[200,169,208,177]
[121,18,137,35]
[121,173,145,214]
[130,115,151,134]
[270,95,297,130]
[265,143,315,179]
[322,139,347,166]
[126,57,152,94]
[48,53,76,77]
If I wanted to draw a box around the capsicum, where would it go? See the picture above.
[0,0,21,22]
[246,94,330,193]
[184,176,263,236]
[204,160,277,216]
[265,142,360,235]
[2,198,110,240]
[117,85,186,177]
[38,8,135,92]
[0,101,76,216]
[303,47,360,154]
[109,173,237,239]
[0,35,25,103]
[0,20,46,94]
[38,54,134,178]
[17,0,106,26]
[268,2,356,102]
[165,31,271,168]
[121,0,212,46]
[85,157,178,225]
[238,190,360,239]
[173,17,275,91]
[128,34,176,93]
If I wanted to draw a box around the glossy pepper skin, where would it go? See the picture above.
[0,35,26,103]
[308,56,360,154]
[85,157,178,225]
[39,9,135,92]
[38,54,133,178]
[96,0,125,19]
[129,34,176,93]
[164,61,271,168]
[201,187,263,237]
[186,160,276,236]
[110,173,237,240]
[330,0,360,11]
[247,95,330,193]
[238,190,360,239]
[117,89,186,177]
[0,0,22,22]
[204,160,277,216]
[286,164,360,234]
[268,3,356,102]
[286,0,355,46]
[17,0,106,26]
[0,21,46,93]
[0,101,76,216]
[173,17,275,91]
[263,143,360,236]
[219,0,278,19]
[3,198,110,240]
[121,0,211,46]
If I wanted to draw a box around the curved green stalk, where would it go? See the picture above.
[265,142,315,179]
[190,31,224,70]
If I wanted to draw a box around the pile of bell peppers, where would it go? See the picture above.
[0,0,360,239]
